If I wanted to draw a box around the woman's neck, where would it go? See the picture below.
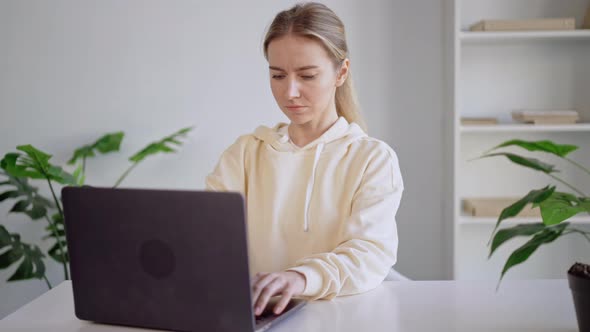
[288,110,339,147]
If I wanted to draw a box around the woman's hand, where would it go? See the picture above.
[251,271,306,316]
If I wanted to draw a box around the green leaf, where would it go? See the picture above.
[0,226,12,249]
[68,132,124,165]
[0,172,53,221]
[33,195,54,209]
[3,146,75,184]
[481,153,556,173]
[46,213,68,263]
[0,153,20,171]
[42,228,65,240]
[29,246,46,279]
[8,253,33,281]
[0,245,24,269]
[9,199,30,213]
[1,237,46,282]
[72,163,84,186]
[67,146,94,165]
[500,223,569,281]
[539,193,586,225]
[492,186,556,234]
[0,190,20,202]
[16,145,51,165]
[129,126,193,163]
[46,165,77,185]
[491,140,578,158]
[48,240,68,263]
[94,132,124,153]
[489,223,547,258]
[25,203,47,220]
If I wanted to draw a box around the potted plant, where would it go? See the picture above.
[476,139,590,332]
[0,127,192,289]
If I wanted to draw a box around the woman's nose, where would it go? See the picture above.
[287,78,300,99]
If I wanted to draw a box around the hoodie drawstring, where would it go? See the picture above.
[303,142,324,232]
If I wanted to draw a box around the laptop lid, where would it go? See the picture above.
[62,186,256,332]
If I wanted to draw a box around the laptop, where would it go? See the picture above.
[61,186,306,332]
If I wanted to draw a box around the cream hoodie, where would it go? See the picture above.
[205,117,404,300]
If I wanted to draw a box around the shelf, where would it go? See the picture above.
[460,30,590,44]
[459,215,590,225]
[460,123,590,133]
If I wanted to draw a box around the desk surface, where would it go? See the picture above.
[0,279,578,332]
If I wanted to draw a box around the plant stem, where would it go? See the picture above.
[113,163,138,188]
[547,173,587,197]
[46,179,69,280]
[82,156,86,177]
[44,214,69,280]
[43,275,52,289]
[565,157,590,177]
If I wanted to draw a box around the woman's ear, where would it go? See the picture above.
[335,59,350,87]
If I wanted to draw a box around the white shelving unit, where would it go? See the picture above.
[451,0,590,280]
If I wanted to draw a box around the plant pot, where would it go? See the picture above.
[568,263,590,332]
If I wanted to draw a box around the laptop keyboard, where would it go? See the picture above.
[255,307,280,324]
[254,299,299,328]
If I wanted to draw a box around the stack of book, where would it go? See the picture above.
[460,117,498,126]
[469,18,575,32]
[511,110,580,125]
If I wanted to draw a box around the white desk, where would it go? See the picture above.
[0,279,578,332]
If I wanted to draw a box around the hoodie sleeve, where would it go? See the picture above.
[287,143,404,300]
[205,135,250,194]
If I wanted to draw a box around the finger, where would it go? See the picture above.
[255,278,286,316]
[252,273,279,310]
[251,272,269,287]
[273,289,294,315]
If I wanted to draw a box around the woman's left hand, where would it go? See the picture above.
[251,271,306,316]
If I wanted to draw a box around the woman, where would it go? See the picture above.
[206,2,404,316]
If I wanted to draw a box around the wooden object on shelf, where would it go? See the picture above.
[511,110,580,125]
[469,18,576,32]
[461,117,498,126]
[584,6,590,29]
[462,198,541,217]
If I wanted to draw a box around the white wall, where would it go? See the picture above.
[0,0,448,318]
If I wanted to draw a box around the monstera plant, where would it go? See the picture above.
[476,139,590,332]
[0,127,193,289]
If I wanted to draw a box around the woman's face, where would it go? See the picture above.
[267,34,348,127]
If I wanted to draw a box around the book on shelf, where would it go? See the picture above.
[511,109,580,125]
[462,198,541,217]
[469,18,576,32]
[585,5,590,29]
[461,117,498,126]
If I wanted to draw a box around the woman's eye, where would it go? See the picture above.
[301,75,316,80]
[272,75,285,80]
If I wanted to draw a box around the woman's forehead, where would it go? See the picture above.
[267,35,332,69]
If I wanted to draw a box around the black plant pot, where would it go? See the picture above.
[568,263,590,332]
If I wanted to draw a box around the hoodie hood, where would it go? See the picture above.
[252,117,367,232]
[252,116,366,152]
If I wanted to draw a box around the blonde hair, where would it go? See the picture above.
[263,2,367,132]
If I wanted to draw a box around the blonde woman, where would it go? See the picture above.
[206,2,404,316]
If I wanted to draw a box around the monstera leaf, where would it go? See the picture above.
[42,213,68,264]
[129,127,193,163]
[0,170,54,220]
[68,132,124,165]
[0,225,46,282]
[1,145,76,185]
